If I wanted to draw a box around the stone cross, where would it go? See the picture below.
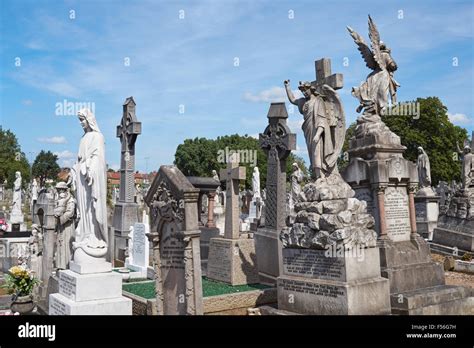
[116,97,141,203]
[220,154,246,240]
[311,58,343,91]
[259,103,296,231]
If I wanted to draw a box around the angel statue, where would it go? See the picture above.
[347,15,400,117]
[284,80,345,179]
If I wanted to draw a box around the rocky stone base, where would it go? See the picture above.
[207,235,259,286]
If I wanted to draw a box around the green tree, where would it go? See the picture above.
[174,134,308,189]
[0,127,31,188]
[32,150,61,187]
[342,97,469,185]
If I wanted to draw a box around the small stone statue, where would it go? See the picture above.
[417,146,432,188]
[12,171,22,215]
[457,142,474,190]
[290,162,304,204]
[54,182,76,270]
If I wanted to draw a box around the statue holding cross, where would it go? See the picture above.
[284,58,345,179]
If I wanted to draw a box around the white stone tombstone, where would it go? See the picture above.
[125,222,149,278]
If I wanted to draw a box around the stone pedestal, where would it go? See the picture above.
[199,226,220,275]
[415,188,440,240]
[49,267,132,315]
[343,125,474,315]
[277,248,391,315]
[207,235,259,286]
[432,215,474,253]
[254,227,282,285]
[113,201,139,260]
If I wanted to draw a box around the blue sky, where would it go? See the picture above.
[1,0,472,171]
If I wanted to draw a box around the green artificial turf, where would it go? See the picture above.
[122,277,271,299]
[122,281,156,299]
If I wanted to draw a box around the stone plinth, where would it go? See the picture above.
[277,248,390,315]
[432,215,474,253]
[343,122,474,315]
[49,269,132,315]
[207,235,259,286]
[415,188,440,240]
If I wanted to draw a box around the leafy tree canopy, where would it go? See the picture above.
[32,150,61,187]
[342,97,469,185]
[174,134,308,189]
[0,127,31,188]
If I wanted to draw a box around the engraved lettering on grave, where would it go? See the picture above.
[384,187,411,240]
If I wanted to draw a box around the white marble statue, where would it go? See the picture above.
[72,108,108,262]
[252,167,261,199]
[31,179,38,202]
[12,171,22,215]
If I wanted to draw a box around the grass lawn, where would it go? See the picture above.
[123,277,271,299]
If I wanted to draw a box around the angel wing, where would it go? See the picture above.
[368,15,386,71]
[347,25,377,70]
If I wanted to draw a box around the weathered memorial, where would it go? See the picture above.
[342,16,473,314]
[414,147,440,240]
[113,97,142,261]
[145,165,203,315]
[207,154,259,285]
[49,108,131,315]
[273,57,391,315]
[432,137,474,255]
[186,176,221,275]
[254,103,296,285]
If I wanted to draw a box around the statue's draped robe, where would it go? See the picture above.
[291,169,303,202]
[417,152,431,188]
[300,96,334,176]
[74,131,108,251]
[12,177,21,213]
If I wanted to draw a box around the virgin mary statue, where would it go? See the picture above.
[72,108,108,262]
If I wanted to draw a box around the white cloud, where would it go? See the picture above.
[243,87,302,103]
[448,112,472,125]
[54,150,75,159]
[109,163,120,171]
[38,136,67,144]
[60,159,75,168]
[22,99,33,106]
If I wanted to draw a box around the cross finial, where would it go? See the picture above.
[312,58,343,90]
